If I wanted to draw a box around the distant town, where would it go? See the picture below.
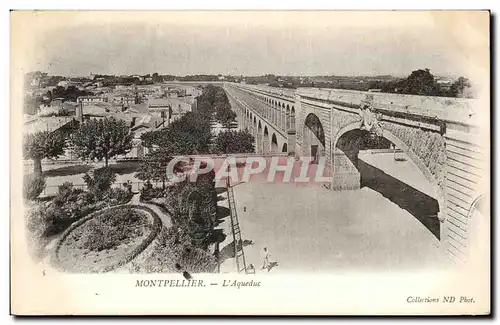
[24,70,473,112]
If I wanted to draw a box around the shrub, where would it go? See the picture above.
[77,207,148,252]
[131,226,216,273]
[25,204,56,262]
[83,167,117,198]
[187,219,214,250]
[140,182,165,201]
[122,180,133,194]
[50,187,107,226]
[106,188,133,205]
[23,173,46,200]
[57,181,74,196]
[26,204,56,240]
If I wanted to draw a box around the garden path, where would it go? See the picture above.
[130,193,172,228]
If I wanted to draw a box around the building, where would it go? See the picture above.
[77,95,109,105]
[112,95,136,107]
[436,79,454,92]
[57,80,71,87]
[30,77,41,87]
[147,97,192,123]
[82,104,109,119]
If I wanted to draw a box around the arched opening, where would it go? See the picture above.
[302,113,325,163]
[333,127,441,239]
[282,143,288,153]
[253,116,257,138]
[263,125,270,153]
[257,121,263,153]
[466,195,490,264]
[271,133,279,153]
[273,104,278,125]
[290,106,296,130]
[286,106,291,130]
[283,104,289,131]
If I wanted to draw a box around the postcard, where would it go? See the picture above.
[10,10,490,315]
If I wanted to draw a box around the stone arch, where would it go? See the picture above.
[465,194,489,263]
[282,143,288,153]
[271,133,279,153]
[332,122,446,239]
[333,122,443,200]
[263,125,270,153]
[302,113,326,162]
[468,195,488,219]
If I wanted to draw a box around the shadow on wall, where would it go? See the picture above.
[42,161,142,177]
[43,164,92,177]
[218,239,254,265]
[215,187,228,195]
[358,160,440,240]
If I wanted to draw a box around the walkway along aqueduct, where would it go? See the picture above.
[221,82,489,264]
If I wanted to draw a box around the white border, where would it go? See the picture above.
[3,1,498,323]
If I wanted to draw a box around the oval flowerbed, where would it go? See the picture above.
[52,205,162,273]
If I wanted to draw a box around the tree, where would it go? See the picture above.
[141,112,212,155]
[70,117,133,166]
[135,147,174,189]
[216,108,237,129]
[82,167,117,198]
[24,95,44,115]
[152,72,163,83]
[23,131,66,175]
[449,77,472,98]
[213,130,255,154]
[399,68,437,96]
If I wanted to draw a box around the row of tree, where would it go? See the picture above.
[369,69,472,98]
[23,117,133,175]
[136,85,254,185]
[245,69,473,98]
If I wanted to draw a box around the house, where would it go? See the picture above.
[82,104,109,119]
[57,80,71,87]
[112,95,136,107]
[147,98,192,122]
[436,79,454,92]
[77,95,109,105]
[30,77,41,87]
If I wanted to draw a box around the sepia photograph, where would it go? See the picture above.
[9,9,491,315]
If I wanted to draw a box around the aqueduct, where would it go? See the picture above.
[223,82,489,263]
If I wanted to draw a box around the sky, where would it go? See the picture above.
[13,11,489,78]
